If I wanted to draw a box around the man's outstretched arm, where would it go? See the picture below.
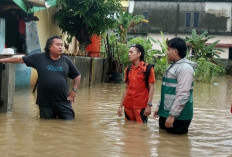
[0,56,25,63]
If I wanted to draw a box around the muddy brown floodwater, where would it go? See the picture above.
[0,76,232,157]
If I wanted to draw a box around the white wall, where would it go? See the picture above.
[205,2,232,32]
[128,0,135,13]
[0,18,5,53]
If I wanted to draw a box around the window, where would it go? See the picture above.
[194,12,199,27]
[185,12,191,27]
[185,12,199,28]
[143,11,149,27]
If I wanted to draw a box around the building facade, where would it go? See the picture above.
[128,0,232,60]
[129,0,232,35]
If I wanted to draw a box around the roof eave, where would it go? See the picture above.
[12,0,56,14]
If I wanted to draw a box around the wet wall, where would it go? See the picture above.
[133,1,231,34]
[68,56,105,88]
[15,64,31,87]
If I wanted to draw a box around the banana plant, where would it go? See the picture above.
[185,29,224,60]
[115,11,149,43]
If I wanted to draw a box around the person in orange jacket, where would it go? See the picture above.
[117,44,155,123]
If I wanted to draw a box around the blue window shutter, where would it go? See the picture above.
[194,12,199,27]
[185,13,191,27]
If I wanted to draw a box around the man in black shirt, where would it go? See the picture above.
[0,36,81,120]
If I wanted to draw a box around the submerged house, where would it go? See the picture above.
[129,0,232,59]
[0,0,57,54]
[0,0,58,87]
[0,0,58,112]
[0,0,109,112]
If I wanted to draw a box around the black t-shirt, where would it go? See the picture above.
[22,52,80,104]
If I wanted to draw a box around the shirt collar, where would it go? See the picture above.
[131,61,145,69]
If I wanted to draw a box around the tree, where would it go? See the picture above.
[54,0,122,53]
[101,11,149,76]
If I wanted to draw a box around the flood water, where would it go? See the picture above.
[0,76,232,157]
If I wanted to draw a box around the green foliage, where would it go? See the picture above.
[105,33,129,65]
[54,0,122,50]
[102,27,226,83]
[101,33,127,73]
[115,11,148,43]
[185,29,226,82]
[100,10,148,75]
[154,57,168,79]
[186,29,224,59]
[148,31,169,79]
[117,43,129,65]
[194,58,226,83]
[149,31,168,55]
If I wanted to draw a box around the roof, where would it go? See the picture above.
[0,0,56,14]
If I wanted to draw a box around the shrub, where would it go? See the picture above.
[194,58,226,83]
[154,57,168,79]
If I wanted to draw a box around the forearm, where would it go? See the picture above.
[144,83,154,116]
[72,75,81,89]
[147,82,154,103]
[0,56,24,63]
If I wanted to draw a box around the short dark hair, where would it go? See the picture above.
[167,37,187,58]
[44,36,62,54]
[130,44,145,61]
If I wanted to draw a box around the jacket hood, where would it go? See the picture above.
[175,58,197,70]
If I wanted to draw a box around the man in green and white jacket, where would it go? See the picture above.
[154,37,197,134]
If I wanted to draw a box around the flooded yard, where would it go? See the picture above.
[0,76,232,157]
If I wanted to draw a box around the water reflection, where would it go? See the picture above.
[0,76,232,156]
[155,132,191,157]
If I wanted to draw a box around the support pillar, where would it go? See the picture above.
[0,63,15,113]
